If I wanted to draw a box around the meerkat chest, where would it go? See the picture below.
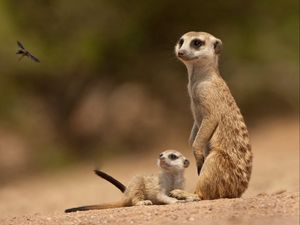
[188,80,212,102]
[188,82,200,108]
[188,81,212,120]
[159,174,184,193]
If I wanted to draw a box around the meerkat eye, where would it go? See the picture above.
[159,153,163,158]
[191,39,205,48]
[168,154,178,160]
[178,38,184,48]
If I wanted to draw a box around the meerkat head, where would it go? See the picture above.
[157,150,190,172]
[175,31,222,67]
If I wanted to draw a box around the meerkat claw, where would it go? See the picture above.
[193,148,204,175]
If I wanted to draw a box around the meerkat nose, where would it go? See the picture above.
[178,50,187,57]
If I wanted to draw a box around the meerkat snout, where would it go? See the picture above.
[177,49,188,57]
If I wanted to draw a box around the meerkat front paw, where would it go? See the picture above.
[169,189,186,200]
[169,189,200,202]
[135,200,153,206]
[185,195,200,202]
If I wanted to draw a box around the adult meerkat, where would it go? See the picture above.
[171,32,252,200]
[65,150,199,213]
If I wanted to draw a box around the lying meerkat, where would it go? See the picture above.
[170,32,253,200]
[65,150,199,213]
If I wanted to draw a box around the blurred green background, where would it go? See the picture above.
[0,0,298,181]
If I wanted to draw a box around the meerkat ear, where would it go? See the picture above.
[214,39,223,54]
[183,159,190,168]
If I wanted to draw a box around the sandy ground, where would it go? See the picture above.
[0,117,299,224]
[1,192,299,225]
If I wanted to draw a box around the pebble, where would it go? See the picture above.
[188,217,195,221]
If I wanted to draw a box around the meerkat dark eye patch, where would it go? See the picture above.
[178,38,184,48]
[168,153,179,160]
[191,39,205,49]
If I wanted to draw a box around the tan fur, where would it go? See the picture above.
[173,31,253,200]
[65,150,199,213]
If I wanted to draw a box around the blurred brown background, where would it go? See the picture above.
[0,0,298,216]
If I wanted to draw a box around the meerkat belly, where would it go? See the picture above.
[209,120,252,185]
[209,111,251,162]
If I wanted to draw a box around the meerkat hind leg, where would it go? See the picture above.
[169,189,200,201]
[130,190,146,206]
[196,149,243,199]
[126,177,149,206]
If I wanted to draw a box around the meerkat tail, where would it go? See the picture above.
[65,201,126,213]
[94,169,126,193]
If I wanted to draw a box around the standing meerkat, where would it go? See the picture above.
[65,150,199,213]
[170,32,253,200]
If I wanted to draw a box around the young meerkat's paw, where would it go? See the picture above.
[185,195,200,202]
[135,200,153,206]
[169,189,187,199]
[169,189,200,201]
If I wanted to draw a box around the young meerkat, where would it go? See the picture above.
[65,150,199,213]
[170,32,253,200]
